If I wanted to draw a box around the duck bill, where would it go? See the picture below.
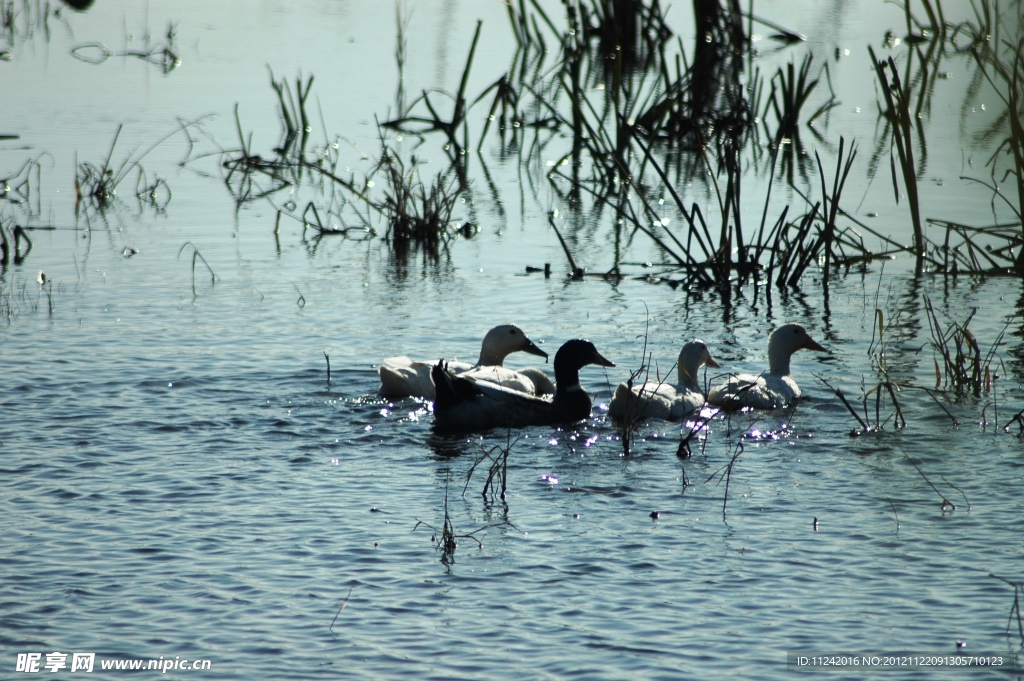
[523,340,549,362]
[705,355,722,369]
[803,337,826,352]
[591,349,615,368]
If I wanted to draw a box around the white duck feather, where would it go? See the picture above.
[609,340,721,421]
[378,324,548,400]
[706,323,825,410]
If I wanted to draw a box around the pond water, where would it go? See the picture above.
[2,0,1023,679]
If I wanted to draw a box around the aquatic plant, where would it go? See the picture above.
[613,316,655,457]
[414,481,485,566]
[269,68,314,162]
[374,146,462,263]
[0,156,43,219]
[221,69,316,204]
[1005,407,1024,435]
[989,574,1024,648]
[0,219,31,267]
[707,441,744,528]
[961,21,1024,229]
[464,431,521,502]
[71,21,180,74]
[763,55,838,184]
[816,374,907,435]
[382,20,483,177]
[177,241,216,297]
[75,124,176,215]
[869,49,926,274]
[923,296,1010,397]
[0,0,61,50]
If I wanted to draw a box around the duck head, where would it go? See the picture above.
[478,324,548,365]
[553,339,614,388]
[767,323,825,375]
[677,340,721,386]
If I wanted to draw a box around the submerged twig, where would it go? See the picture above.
[328,587,353,632]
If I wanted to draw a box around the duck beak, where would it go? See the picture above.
[803,336,826,352]
[705,355,722,369]
[523,340,549,362]
[591,348,615,368]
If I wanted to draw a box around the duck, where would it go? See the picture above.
[706,323,825,410]
[378,324,549,400]
[608,340,721,422]
[431,339,614,431]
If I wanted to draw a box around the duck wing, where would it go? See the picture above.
[432,362,569,430]
[708,373,792,410]
[459,365,541,395]
[609,381,703,421]
[380,355,475,400]
[516,367,555,395]
[379,357,435,399]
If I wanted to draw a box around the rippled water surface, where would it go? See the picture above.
[2,1,1023,679]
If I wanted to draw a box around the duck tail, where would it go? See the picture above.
[431,360,480,412]
[378,363,409,398]
[431,360,453,411]
[608,383,634,420]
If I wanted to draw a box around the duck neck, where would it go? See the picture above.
[477,345,507,367]
[676,361,701,390]
[767,346,791,376]
[553,362,582,397]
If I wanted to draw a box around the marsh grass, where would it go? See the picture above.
[1004,407,1024,435]
[0,156,44,219]
[0,221,31,267]
[870,49,926,274]
[817,287,1017,434]
[0,0,64,48]
[177,241,216,296]
[959,4,1024,227]
[900,444,970,511]
[375,147,461,263]
[221,70,467,263]
[989,574,1024,648]
[819,305,908,433]
[764,55,838,183]
[192,0,1024,290]
[923,296,1011,397]
[707,441,744,528]
[464,432,521,502]
[200,0,904,289]
[383,20,483,176]
[76,124,177,215]
[614,318,655,457]
[676,408,715,458]
[415,481,486,566]
[497,1,884,291]
[269,68,314,160]
[222,125,292,203]
[578,0,673,68]
[70,21,180,74]
[817,374,907,435]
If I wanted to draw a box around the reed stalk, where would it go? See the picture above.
[869,47,925,273]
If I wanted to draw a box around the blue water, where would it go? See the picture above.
[2,1,1023,679]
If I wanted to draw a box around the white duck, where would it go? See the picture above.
[707,323,825,410]
[431,339,614,431]
[608,340,721,422]
[378,324,549,400]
